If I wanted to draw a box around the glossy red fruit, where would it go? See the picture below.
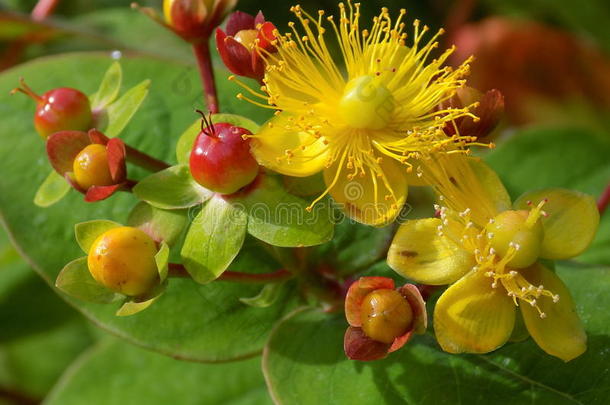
[12,79,92,139]
[189,115,258,195]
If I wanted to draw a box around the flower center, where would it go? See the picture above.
[339,75,395,130]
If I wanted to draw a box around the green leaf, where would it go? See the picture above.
[265,261,610,405]
[33,170,71,208]
[0,53,288,362]
[90,61,122,110]
[155,242,170,282]
[133,165,212,210]
[45,339,272,405]
[486,128,610,265]
[55,258,120,304]
[0,229,93,399]
[104,79,150,137]
[74,220,122,254]
[175,113,261,165]
[240,282,287,308]
[233,173,334,247]
[181,196,248,284]
[127,201,187,246]
[311,219,396,277]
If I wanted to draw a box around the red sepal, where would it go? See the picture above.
[46,131,90,175]
[225,10,255,36]
[87,128,109,145]
[85,183,123,202]
[106,138,127,183]
[344,326,390,361]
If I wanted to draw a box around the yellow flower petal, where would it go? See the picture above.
[434,270,516,354]
[519,263,586,362]
[514,188,600,260]
[387,218,474,285]
[324,157,408,226]
[467,157,512,216]
[250,114,330,177]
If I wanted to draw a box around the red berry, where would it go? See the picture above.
[189,118,259,195]
[12,79,92,139]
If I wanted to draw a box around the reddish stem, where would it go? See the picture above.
[192,41,220,113]
[598,182,610,215]
[31,0,61,21]
[124,144,170,172]
[168,263,292,284]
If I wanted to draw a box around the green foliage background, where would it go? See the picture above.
[0,1,609,404]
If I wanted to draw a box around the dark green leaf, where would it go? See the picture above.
[181,196,248,284]
[45,339,272,405]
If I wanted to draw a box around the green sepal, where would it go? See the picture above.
[232,173,334,247]
[127,201,188,246]
[90,61,122,110]
[155,242,170,283]
[34,170,71,208]
[74,220,122,254]
[133,164,212,210]
[180,196,248,284]
[105,79,150,137]
[116,291,162,317]
[55,257,121,304]
[240,282,286,308]
[175,113,261,165]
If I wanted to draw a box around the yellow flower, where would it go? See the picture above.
[231,2,478,226]
[387,155,600,361]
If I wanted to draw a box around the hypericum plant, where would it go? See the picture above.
[10,0,603,369]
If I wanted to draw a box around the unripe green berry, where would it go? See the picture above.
[73,144,114,190]
[486,210,544,269]
[87,227,159,296]
[360,289,413,344]
[339,75,395,130]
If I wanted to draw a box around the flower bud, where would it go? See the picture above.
[88,227,159,296]
[163,0,236,41]
[216,11,278,81]
[343,277,427,361]
[442,87,504,140]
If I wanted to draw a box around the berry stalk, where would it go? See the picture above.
[124,143,170,173]
[168,263,292,284]
[192,41,220,114]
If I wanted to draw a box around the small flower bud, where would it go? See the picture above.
[163,0,236,41]
[88,227,160,296]
[216,11,278,81]
[442,87,504,140]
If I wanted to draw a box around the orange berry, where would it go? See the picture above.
[360,289,413,344]
[73,144,114,190]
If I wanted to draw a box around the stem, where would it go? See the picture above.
[31,0,61,21]
[124,144,170,172]
[598,182,610,215]
[168,263,292,284]
[192,41,219,113]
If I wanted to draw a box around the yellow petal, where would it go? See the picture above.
[434,270,516,354]
[387,218,474,285]
[514,188,600,260]
[324,157,408,226]
[467,157,512,217]
[519,263,586,362]
[250,113,330,177]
